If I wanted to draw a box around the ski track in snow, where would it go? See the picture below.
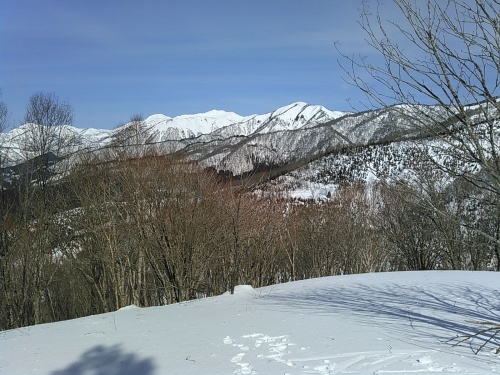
[224,334,465,374]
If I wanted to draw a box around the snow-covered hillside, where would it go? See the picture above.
[274,140,432,199]
[2,271,498,374]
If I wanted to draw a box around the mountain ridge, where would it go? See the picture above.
[3,100,492,186]
[0,102,349,168]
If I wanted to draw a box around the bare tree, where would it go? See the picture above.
[22,91,75,190]
[0,92,76,328]
[339,0,499,217]
[110,114,155,159]
[339,0,499,352]
[0,89,9,177]
[0,90,9,328]
[0,90,7,132]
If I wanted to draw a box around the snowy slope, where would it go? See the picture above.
[1,271,498,374]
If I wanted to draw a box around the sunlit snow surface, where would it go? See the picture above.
[1,271,499,374]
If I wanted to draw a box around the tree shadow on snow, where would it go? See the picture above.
[262,279,499,352]
[50,344,156,375]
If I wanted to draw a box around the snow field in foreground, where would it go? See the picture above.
[1,271,499,374]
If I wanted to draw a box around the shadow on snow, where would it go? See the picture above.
[50,344,156,375]
[261,279,499,353]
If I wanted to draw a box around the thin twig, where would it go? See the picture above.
[447,320,500,355]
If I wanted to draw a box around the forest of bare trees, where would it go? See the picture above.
[0,0,498,332]
[0,136,497,329]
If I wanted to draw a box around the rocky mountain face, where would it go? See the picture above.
[186,106,423,176]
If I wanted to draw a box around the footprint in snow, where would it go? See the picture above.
[225,333,296,373]
[230,352,254,374]
[313,359,335,375]
[231,353,245,363]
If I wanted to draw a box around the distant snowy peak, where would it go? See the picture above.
[210,102,349,138]
[144,114,173,126]
[126,102,348,141]
[270,102,345,123]
[244,102,347,134]
[141,110,244,140]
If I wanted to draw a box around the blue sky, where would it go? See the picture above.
[2,0,375,129]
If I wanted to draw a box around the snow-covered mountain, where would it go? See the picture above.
[144,110,243,141]
[142,101,347,141]
[0,102,348,168]
[211,102,347,138]
[180,106,422,175]
[2,101,487,183]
